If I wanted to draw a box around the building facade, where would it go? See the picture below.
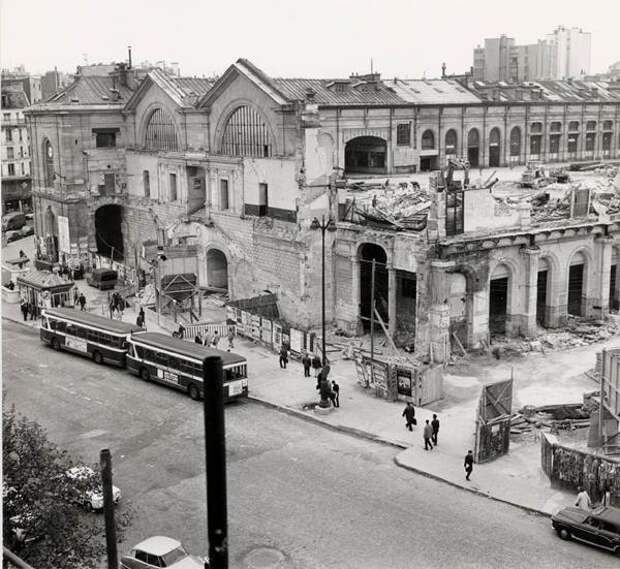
[25,58,620,360]
[474,27,592,82]
[1,84,32,214]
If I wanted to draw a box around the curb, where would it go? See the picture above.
[248,396,550,519]
[393,455,551,518]
[247,395,407,450]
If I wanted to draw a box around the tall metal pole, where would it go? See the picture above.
[321,216,326,365]
[203,355,228,569]
[99,449,118,569]
[599,349,606,440]
[370,258,376,361]
[156,258,161,326]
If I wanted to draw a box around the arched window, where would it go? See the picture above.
[421,129,435,150]
[221,105,273,157]
[509,127,521,157]
[445,129,457,155]
[467,129,479,147]
[145,108,179,151]
[43,139,54,186]
[489,127,501,145]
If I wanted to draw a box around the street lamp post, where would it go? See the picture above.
[310,215,337,365]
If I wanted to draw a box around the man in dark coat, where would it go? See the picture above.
[20,299,28,321]
[402,402,416,431]
[431,414,440,445]
[464,450,474,481]
[331,380,340,407]
[423,419,434,450]
[78,293,86,311]
[301,352,311,377]
[279,344,288,369]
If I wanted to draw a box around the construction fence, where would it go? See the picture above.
[541,432,620,507]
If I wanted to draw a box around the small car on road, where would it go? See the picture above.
[552,505,620,555]
[66,465,121,511]
[120,536,208,568]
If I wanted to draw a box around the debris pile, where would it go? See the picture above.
[487,316,619,357]
[510,402,594,437]
[350,182,432,230]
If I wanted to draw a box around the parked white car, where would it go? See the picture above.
[120,536,207,568]
[66,466,121,511]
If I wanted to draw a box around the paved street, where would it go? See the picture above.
[2,319,616,569]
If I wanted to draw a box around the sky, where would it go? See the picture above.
[1,0,619,79]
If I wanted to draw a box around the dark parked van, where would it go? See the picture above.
[2,213,27,231]
[87,269,118,290]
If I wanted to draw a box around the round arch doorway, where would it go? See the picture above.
[206,249,228,291]
[94,205,124,260]
[345,136,387,175]
[358,243,388,331]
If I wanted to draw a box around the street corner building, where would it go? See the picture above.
[24,56,620,359]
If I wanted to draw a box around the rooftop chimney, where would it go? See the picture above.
[441,62,446,78]
[128,45,132,69]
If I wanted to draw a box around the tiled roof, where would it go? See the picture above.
[272,77,405,105]
[47,75,133,105]
[469,80,620,103]
[389,78,481,104]
[16,270,73,289]
[170,77,216,98]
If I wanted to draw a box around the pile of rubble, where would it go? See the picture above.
[347,181,432,230]
[510,400,594,437]
[488,316,619,357]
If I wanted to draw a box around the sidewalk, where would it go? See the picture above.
[226,336,577,517]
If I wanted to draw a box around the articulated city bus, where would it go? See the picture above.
[40,308,143,366]
[126,332,248,401]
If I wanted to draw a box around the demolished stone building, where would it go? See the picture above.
[24,58,620,358]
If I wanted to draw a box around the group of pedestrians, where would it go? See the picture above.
[401,402,474,480]
[193,328,235,351]
[108,292,126,319]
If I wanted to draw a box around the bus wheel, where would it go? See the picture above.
[140,367,150,381]
[188,384,200,401]
[92,350,103,365]
[52,338,61,351]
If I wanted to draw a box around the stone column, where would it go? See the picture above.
[387,264,397,338]
[428,260,454,363]
[593,236,613,318]
[520,247,541,338]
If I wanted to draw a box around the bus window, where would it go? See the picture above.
[66,324,77,336]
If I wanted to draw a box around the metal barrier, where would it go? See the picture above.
[184,321,234,340]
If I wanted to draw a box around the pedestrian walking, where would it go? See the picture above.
[402,402,416,431]
[311,353,322,378]
[423,419,434,450]
[302,352,311,377]
[279,343,288,369]
[211,330,220,348]
[195,332,203,344]
[136,312,145,328]
[227,328,234,351]
[203,331,212,347]
[575,486,592,511]
[331,380,340,407]
[108,298,115,319]
[431,414,440,445]
[78,293,86,311]
[176,324,186,339]
[73,286,79,306]
[20,299,28,321]
[464,450,474,481]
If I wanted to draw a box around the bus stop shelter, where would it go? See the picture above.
[16,270,74,318]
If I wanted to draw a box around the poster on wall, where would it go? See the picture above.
[261,318,272,344]
[240,311,250,336]
[273,324,282,347]
[226,306,236,323]
[251,315,262,340]
[57,216,70,254]
[396,367,413,398]
[289,328,304,355]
